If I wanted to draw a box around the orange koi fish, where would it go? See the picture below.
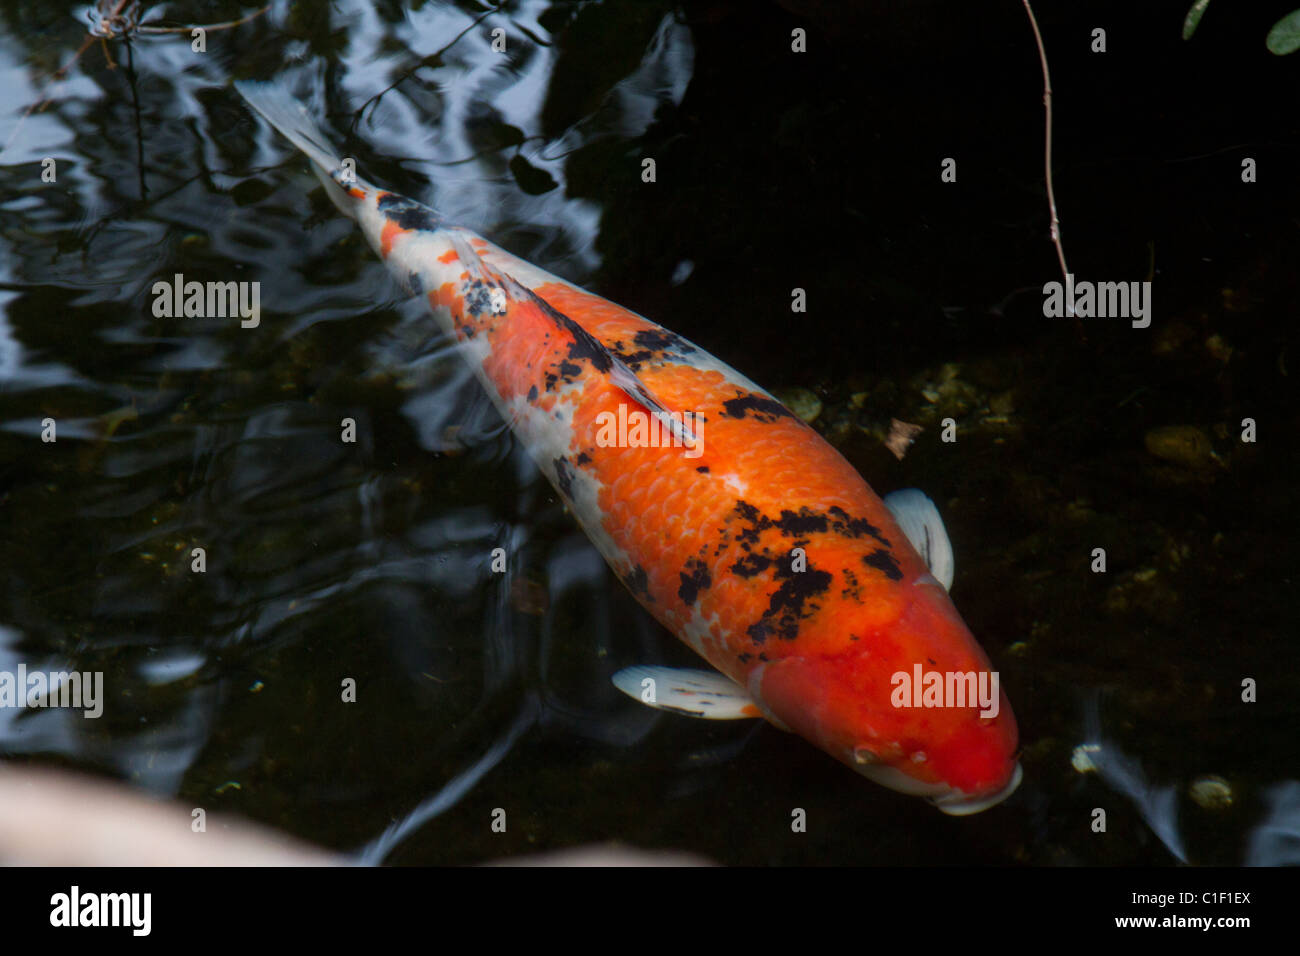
[237,82,1021,814]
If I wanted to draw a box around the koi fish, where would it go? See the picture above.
[236,81,1021,814]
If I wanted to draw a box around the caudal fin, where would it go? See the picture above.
[234,79,359,217]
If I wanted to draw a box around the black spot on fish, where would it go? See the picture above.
[731,553,773,579]
[621,565,651,601]
[557,359,582,382]
[527,385,539,403]
[407,272,424,294]
[633,328,695,354]
[553,456,576,499]
[696,466,709,473]
[544,372,558,391]
[378,192,442,231]
[828,506,891,547]
[840,567,862,601]
[618,349,655,370]
[731,501,847,548]
[677,558,712,607]
[733,499,774,545]
[608,329,696,371]
[776,508,828,536]
[862,549,903,581]
[575,451,592,465]
[738,652,753,664]
[721,393,796,423]
[746,562,833,644]
[464,282,495,318]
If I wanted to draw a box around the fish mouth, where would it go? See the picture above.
[929,762,1023,815]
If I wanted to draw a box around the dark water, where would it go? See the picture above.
[1,0,1298,865]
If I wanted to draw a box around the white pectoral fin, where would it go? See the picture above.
[611,667,762,719]
[883,489,955,590]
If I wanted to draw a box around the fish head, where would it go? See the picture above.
[748,573,1021,814]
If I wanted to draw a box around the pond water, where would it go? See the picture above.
[1,0,1297,865]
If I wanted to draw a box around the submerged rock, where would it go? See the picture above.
[1144,425,1219,470]
[771,387,823,424]
[1189,775,1234,810]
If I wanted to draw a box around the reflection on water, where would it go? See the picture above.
[1077,694,1186,864]
[1246,783,1300,867]
[0,1,1297,864]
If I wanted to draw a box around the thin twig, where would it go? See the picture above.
[350,4,502,130]
[136,4,270,35]
[1022,0,1069,283]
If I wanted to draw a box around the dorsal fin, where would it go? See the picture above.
[446,232,698,448]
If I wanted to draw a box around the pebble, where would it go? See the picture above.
[1189,775,1233,810]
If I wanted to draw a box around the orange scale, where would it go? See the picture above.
[380,221,408,257]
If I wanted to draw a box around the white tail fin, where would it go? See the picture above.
[234,80,357,218]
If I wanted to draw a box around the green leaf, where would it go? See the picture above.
[1266,9,1300,54]
[1183,0,1212,41]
